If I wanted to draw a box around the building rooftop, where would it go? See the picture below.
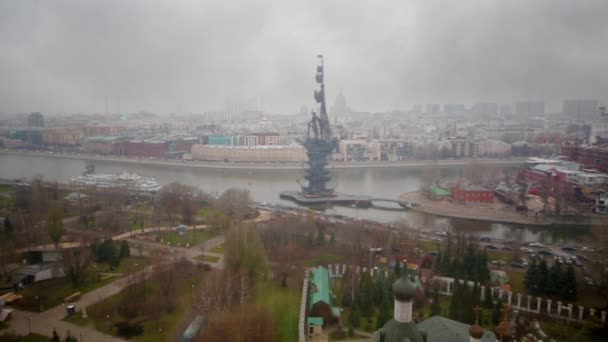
[417,316,496,342]
[310,267,333,308]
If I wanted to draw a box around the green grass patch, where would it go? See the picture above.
[256,281,300,342]
[159,230,216,247]
[197,207,211,217]
[415,240,442,252]
[16,256,150,312]
[195,254,220,263]
[85,263,206,341]
[18,333,52,342]
[306,253,345,266]
[208,244,224,254]
[0,185,13,193]
[505,270,525,294]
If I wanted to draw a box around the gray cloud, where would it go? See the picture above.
[1,0,607,114]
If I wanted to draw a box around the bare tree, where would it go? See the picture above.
[63,246,92,288]
[214,188,251,220]
[465,159,485,184]
[47,201,65,247]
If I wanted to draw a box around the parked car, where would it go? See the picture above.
[480,237,491,242]
[581,246,595,252]
[501,246,513,251]
[520,247,533,253]
[486,245,498,250]
[529,242,544,247]
[492,260,507,265]
[561,246,577,252]
[576,254,589,261]
[574,259,583,267]
[538,249,552,256]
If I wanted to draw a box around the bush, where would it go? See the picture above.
[115,321,144,338]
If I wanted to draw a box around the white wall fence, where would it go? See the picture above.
[299,270,310,342]
[431,276,607,325]
[318,264,607,326]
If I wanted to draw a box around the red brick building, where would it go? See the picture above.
[116,140,168,158]
[452,180,494,203]
[561,141,608,172]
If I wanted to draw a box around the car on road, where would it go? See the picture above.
[485,245,498,250]
[581,246,595,252]
[561,246,577,252]
[529,242,544,247]
[492,260,507,266]
[576,254,589,261]
[480,237,491,242]
[511,261,526,269]
[538,249,552,256]
[501,246,513,251]
[520,247,533,253]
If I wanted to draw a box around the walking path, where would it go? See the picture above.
[3,208,273,339]
[3,228,226,340]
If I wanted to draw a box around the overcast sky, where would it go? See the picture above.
[1,0,607,114]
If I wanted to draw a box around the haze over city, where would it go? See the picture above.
[1,0,608,114]
[2,1,608,342]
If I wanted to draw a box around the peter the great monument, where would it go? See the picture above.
[280,56,378,207]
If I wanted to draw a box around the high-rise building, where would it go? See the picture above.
[426,104,440,114]
[443,104,466,115]
[471,103,498,116]
[563,99,599,121]
[515,101,544,117]
[330,92,350,121]
[499,104,512,117]
[27,112,44,127]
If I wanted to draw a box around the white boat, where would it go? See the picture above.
[71,170,161,192]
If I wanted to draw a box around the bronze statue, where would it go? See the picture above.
[308,111,319,140]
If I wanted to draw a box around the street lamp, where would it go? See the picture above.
[35,296,40,312]
[27,317,32,335]
[159,328,164,342]
[106,314,111,332]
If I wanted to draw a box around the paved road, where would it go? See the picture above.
[0,149,527,170]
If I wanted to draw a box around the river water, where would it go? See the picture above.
[0,153,602,245]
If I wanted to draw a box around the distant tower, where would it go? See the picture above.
[373,269,425,342]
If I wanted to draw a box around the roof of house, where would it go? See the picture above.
[374,320,425,342]
[417,316,496,342]
[310,267,332,307]
[307,317,324,326]
[456,180,492,192]
[429,185,451,196]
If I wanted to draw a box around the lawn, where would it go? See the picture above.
[256,281,300,342]
[83,262,206,341]
[208,244,224,254]
[16,256,150,312]
[158,230,216,247]
[197,207,210,217]
[306,253,345,267]
[0,185,13,193]
[505,270,525,294]
[195,254,220,263]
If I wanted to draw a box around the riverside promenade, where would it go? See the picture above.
[400,191,552,226]
[0,149,527,171]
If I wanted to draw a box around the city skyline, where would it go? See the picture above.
[1,1,608,114]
